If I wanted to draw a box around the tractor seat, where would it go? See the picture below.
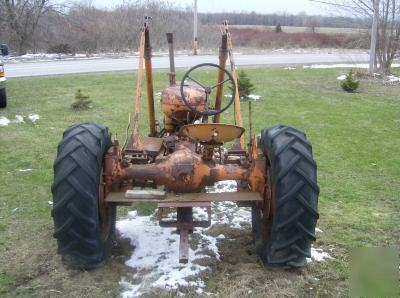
[178,123,245,143]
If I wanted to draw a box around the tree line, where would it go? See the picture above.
[0,0,374,56]
[199,11,369,28]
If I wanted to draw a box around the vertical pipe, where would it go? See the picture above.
[226,26,244,149]
[166,33,176,86]
[144,27,156,137]
[193,0,198,55]
[214,33,228,123]
[248,101,252,138]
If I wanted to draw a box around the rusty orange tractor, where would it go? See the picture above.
[51,18,319,269]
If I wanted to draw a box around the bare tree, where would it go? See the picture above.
[1,0,56,55]
[377,0,400,73]
[311,0,400,73]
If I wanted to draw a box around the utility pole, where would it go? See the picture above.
[193,0,198,55]
[369,0,379,74]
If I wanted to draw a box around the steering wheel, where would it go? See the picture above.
[180,63,236,116]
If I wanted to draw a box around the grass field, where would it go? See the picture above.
[0,67,399,297]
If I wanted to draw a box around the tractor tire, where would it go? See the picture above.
[51,122,116,269]
[252,125,319,268]
[0,88,6,108]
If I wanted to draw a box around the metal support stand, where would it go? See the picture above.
[157,202,212,263]
[177,207,192,263]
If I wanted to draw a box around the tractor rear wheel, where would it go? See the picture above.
[0,88,6,108]
[51,122,116,269]
[252,125,319,268]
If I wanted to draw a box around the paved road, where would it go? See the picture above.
[5,53,369,78]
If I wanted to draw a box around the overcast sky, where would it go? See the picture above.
[91,0,327,15]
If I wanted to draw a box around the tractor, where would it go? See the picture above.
[51,18,319,269]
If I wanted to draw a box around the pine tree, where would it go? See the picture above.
[340,69,360,93]
[236,70,255,101]
[71,89,92,109]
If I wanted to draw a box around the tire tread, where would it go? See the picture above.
[254,125,319,268]
[52,122,115,269]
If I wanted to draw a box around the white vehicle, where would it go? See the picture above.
[0,44,8,108]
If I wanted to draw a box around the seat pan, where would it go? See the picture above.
[178,123,245,143]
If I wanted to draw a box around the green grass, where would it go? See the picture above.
[0,67,399,297]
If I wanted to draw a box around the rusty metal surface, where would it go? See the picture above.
[144,27,157,137]
[165,192,262,202]
[132,29,145,148]
[214,33,228,123]
[110,135,267,195]
[158,201,211,208]
[225,21,244,148]
[125,136,163,154]
[159,220,210,228]
[121,146,250,192]
[177,207,192,263]
[178,123,244,143]
[105,190,166,203]
[179,227,189,263]
[161,84,206,132]
[105,191,262,204]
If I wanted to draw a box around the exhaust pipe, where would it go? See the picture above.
[166,33,176,86]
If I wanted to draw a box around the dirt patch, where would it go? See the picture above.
[201,224,314,297]
[0,222,337,297]
[1,226,133,297]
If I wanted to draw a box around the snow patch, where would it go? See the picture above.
[117,214,211,297]
[19,53,60,59]
[0,116,10,126]
[387,75,400,82]
[28,113,40,123]
[13,115,25,123]
[17,169,32,172]
[307,246,333,263]
[118,181,251,297]
[0,114,40,126]
[247,94,261,101]
[304,63,400,69]
[11,207,24,213]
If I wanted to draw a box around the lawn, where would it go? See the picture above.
[0,66,399,297]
